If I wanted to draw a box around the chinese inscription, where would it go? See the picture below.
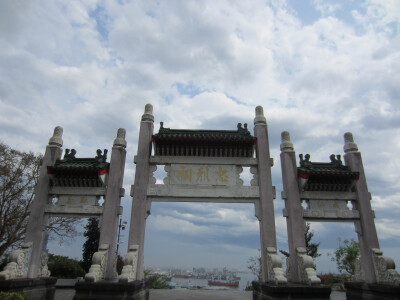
[170,164,237,186]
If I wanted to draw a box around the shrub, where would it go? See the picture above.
[48,254,85,278]
[0,292,30,300]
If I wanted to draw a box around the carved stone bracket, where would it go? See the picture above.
[85,244,109,282]
[250,167,258,186]
[371,248,400,285]
[236,166,244,186]
[148,165,157,184]
[265,247,287,285]
[296,247,321,285]
[119,245,139,283]
[163,165,171,185]
[0,243,32,280]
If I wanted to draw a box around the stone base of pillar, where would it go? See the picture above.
[73,279,149,300]
[252,281,331,300]
[0,277,57,300]
[345,281,400,300]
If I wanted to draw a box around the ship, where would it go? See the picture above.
[208,280,239,287]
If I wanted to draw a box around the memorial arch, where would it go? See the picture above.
[279,131,400,294]
[0,128,127,284]
[119,104,287,284]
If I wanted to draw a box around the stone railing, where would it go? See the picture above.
[119,245,139,283]
[85,244,109,282]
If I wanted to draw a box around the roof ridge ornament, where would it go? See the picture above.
[48,126,63,148]
[299,154,311,167]
[344,132,358,153]
[280,131,294,152]
[63,149,76,159]
[96,149,108,162]
[330,154,343,166]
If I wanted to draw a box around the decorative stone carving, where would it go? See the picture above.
[119,245,139,283]
[265,247,287,284]
[343,132,358,153]
[40,252,51,277]
[163,165,171,185]
[296,247,321,285]
[0,243,32,280]
[254,106,267,125]
[354,258,365,281]
[113,128,127,148]
[280,131,294,152]
[85,244,109,282]
[235,166,244,186]
[142,104,154,122]
[371,248,400,285]
[48,126,63,147]
[250,166,258,186]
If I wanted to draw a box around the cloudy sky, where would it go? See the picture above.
[1,0,399,275]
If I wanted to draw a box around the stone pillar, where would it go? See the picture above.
[280,131,307,283]
[98,128,127,280]
[253,106,282,282]
[25,127,63,278]
[127,104,154,280]
[343,132,380,284]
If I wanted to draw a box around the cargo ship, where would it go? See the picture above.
[208,280,239,287]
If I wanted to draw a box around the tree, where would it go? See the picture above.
[0,142,79,257]
[247,250,261,280]
[81,218,100,272]
[279,222,321,258]
[329,238,360,276]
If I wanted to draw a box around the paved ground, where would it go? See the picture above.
[55,289,346,300]
[150,289,252,300]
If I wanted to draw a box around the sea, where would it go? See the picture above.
[169,272,257,290]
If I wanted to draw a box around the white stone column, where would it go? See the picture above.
[254,106,281,282]
[127,104,154,280]
[343,132,380,284]
[280,131,307,282]
[98,128,127,280]
[25,127,63,278]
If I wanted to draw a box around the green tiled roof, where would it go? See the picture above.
[154,122,256,141]
[297,154,359,192]
[47,149,109,187]
[152,122,256,157]
[297,154,358,177]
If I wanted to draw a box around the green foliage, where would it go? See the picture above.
[305,223,321,258]
[329,238,360,275]
[80,218,100,272]
[0,292,31,300]
[146,274,170,289]
[318,273,349,285]
[279,222,321,258]
[48,254,85,278]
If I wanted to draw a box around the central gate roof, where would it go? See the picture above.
[152,122,256,157]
